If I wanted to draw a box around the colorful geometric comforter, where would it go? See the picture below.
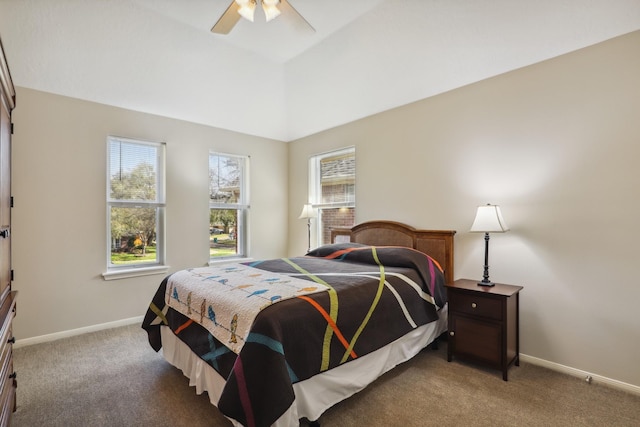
[142,243,447,427]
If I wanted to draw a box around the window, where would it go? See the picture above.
[107,137,165,269]
[309,147,356,245]
[209,153,249,259]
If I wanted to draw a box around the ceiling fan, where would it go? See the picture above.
[211,0,315,34]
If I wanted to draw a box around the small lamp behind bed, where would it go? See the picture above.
[299,203,317,252]
[470,204,509,287]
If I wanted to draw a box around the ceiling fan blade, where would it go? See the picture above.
[211,1,242,34]
[280,0,315,33]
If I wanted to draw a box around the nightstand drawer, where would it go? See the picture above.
[449,291,502,321]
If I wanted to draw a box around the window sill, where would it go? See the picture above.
[102,265,170,281]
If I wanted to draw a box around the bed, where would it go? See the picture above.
[142,221,455,427]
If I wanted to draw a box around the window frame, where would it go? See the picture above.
[309,146,356,246]
[209,152,250,261]
[104,136,166,277]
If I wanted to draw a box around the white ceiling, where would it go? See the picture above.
[1,0,639,141]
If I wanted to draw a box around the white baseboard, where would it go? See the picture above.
[520,353,640,397]
[13,315,144,349]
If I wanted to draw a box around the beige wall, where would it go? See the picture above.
[288,31,640,388]
[11,88,288,340]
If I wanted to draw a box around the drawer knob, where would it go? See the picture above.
[7,336,15,344]
[471,302,477,308]
[449,331,455,336]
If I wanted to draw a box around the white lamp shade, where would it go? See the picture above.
[298,204,317,219]
[262,0,281,22]
[263,5,281,22]
[470,204,509,233]
[236,0,256,21]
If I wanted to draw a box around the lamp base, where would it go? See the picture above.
[477,280,495,287]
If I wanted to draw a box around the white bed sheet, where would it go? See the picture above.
[160,304,448,427]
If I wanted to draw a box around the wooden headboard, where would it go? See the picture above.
[331,220,456,284]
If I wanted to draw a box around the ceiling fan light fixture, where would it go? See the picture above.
[236,0,256,22]
[213,0,313,34]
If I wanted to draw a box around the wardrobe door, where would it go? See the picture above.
[0,101,10,302]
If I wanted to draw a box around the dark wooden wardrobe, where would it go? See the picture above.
[0,34,17,425]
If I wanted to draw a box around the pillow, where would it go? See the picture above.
[305,242,368,257]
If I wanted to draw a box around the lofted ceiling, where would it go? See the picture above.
[0,0,639,141]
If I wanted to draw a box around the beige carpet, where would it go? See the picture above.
[11,324,640,426]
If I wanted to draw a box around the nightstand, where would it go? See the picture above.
[446,279,523,381]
